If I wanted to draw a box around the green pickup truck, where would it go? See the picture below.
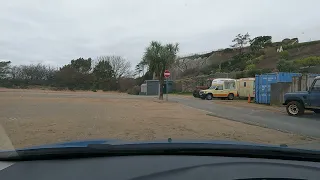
[283,76,320,116]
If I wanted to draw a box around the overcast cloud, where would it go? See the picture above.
[1,0,320,67]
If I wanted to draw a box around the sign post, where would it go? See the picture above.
[164,70,170,101]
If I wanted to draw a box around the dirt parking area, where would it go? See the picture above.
[0,89,315,150]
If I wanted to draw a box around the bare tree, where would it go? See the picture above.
[230,32,250,54]
[0,61,11,79]
[175,58,191,72]
[97,56,131,79]
[9,64,56,81]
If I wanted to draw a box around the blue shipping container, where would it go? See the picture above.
[255,72,301,104]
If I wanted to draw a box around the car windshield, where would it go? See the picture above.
[209,86,217,89]
[1,0,320,158]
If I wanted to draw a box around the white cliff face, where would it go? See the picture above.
[170,56,210,79]
[171,50,236,80]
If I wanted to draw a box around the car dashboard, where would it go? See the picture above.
[1,155,319,180]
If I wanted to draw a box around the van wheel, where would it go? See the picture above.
[206,94,213,100]
[227,93,234,100]
[286,101,304,116]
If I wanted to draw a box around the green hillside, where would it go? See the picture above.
[177,35,320,78]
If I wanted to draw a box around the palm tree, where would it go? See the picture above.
[143,41,179,100]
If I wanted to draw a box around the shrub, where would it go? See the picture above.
[235,72,246,79]
[222,48,234,53]
[277,59,298,72]
[294,56,320,67]
[119,78,135,92]
[102,88,109,92]
[252,55,264,63]
[68,86,76,91]
[282,40,320,50]
[127,86,140,95]
[19,84,29,89]
[261,68,273,74]
[280,50,289,60]
[50,87,67,91]
[252,50,265,56]
[245,64,256,71]
[246,69,262,77]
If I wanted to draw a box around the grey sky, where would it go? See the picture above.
[1,0,320,67]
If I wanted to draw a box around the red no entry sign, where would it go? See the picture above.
[164,70,170,78]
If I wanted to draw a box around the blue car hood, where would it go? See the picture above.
[15,139,280,151]
[285,91,308,95]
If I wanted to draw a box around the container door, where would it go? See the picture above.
[309,79,320,107]
[255,76,259,103]
[255,74,276,104]
[258,75,269,104]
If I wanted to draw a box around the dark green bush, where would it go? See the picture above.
[50,87,66,91]
[282,40,320,50]
[222,48,233,53]
[127,86,140,95]
[279,50,289,60]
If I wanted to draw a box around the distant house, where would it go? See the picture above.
[277,46,283,52]
[282,38,299,45]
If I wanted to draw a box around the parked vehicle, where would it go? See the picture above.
[283,76,320,116]
[192,78,215,98]
[193,86,209,98]
[237,78,255,98]
[199,79,238,100]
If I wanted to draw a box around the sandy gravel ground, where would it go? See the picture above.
[0,89,314,150]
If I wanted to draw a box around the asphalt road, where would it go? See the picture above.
[170,96,320,149]
[170,96,320,138]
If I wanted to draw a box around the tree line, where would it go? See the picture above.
[2,35,317,99]
[0,40,180,100]
[0,56,135,92]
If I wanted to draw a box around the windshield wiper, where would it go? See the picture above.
[1,143,320,162]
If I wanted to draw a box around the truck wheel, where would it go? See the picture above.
[286,101,305,116]
[313,110,320,114]
[227,93,234,100]
[206,94,213,100]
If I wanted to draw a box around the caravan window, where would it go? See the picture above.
[244,82,247,87]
